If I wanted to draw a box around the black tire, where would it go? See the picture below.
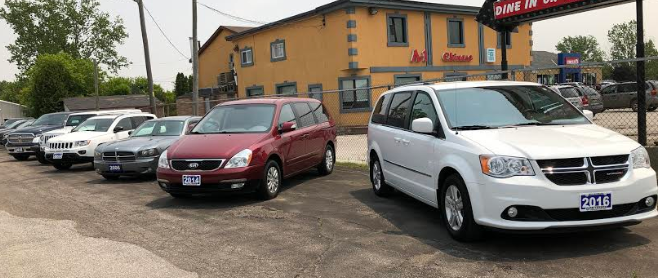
[256,160,282,200]
[370,156,394,197]
[102,174,120,180]
[439,174,484,242]
[631,99,639,112]
[648,106,657,112]
[36,152,49,164]
[11,154,30,161]
[317,144,335,176]
[170,193,191,199]
[52,162,72,170]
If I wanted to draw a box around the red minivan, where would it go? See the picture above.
[157,98,337,199]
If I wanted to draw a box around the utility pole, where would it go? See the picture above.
[94,60,99,111]
[636,0,646,146]
[192,0,199,116]
[135,0,157,115]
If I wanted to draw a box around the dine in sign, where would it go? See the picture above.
[494,0,584,20]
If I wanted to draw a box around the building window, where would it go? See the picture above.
[340,77,371,112]
[447,18,465,48]
[308,84,323,101]
[583,73,597,86]
[276,82,297,96]
[270,39,286,62]
[394,74,421,86]
[240,47,253,67]
[246,86,264,97]
[387,14,408,47]
[444,72,467,82]
[537,74,557,85]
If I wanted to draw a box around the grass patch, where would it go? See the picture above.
[336,161,368,171]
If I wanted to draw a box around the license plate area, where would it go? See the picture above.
[108,164,122,173]
[580,192,613,212]
[183,175,201,186]
[53,153,63,160]
[15,147,23,153]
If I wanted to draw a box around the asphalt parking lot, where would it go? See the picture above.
[1,151,658,278]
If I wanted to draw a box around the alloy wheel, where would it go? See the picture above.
[266,166,280,194]
[372,161,382,190]
[444,185,464,231]
[325,148,334,171]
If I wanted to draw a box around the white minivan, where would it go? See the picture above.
[367,81,657,241]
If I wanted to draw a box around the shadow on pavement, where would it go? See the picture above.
[350,188,651,262]
[144,170,322,210]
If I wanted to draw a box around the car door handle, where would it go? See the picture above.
[401,139,410,145]
[301,134,309,138]
[394,137,402,143]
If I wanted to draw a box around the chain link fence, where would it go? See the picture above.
[159,57,658,165]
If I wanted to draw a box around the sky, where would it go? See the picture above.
[1,0,657,91]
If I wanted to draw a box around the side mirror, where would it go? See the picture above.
[186,123,197,134]
[278,121,297,133]
[583,110,594,121]
[113,126,124,133]
[411,118,434,134]
[128,130,133,136]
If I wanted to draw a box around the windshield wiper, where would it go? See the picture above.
[452,125,495,131]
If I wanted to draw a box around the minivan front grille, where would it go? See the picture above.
[538,155,630,186]
[171,160,224,171]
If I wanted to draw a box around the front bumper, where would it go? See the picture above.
[467,168,658,230]
[157,165,263,195]
[45,152,94,164]
[6,143,38,155]
[94,157,159,176]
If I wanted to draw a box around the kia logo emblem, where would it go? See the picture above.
[188,163,200,169]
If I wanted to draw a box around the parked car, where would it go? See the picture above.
[94,116,201,180]
[1,117,32,128]
[368,81,657,241]
[0,119,34,145]
[575,86,605,115]
[600,81,658,112]
[550,85,583,110]
[37,109,144,164]
[44,113,156,170]
[157,98,337,200]
[5,112,73,161]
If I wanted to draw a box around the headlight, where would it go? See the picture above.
[480,155,535,178]
[139,148,159,157]
[224,149,252,169]
[32,137,40,143]
[158,150,170,169]
[631,147,651,169]
[74,140,90,147]
[94,151,102,158]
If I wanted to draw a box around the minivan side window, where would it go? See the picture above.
[278,104,297,127]
[309,102,329,123]
[293,102,315,128]
[371,94,392,124]
[601,85,616,94]
[386,92,413,129]
[410,92,439,129]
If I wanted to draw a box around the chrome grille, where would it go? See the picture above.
[49,142,73,150]
[538,155,630,186]
[171,159,224,171]
[102,151,136,162]
[7,133,35,144]
[40,134,61,145]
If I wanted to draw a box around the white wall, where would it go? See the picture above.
[0,100,26,123]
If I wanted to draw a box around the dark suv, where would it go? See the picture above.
[600,81,658,112]
[5,112,72,161]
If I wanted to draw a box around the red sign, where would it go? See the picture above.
[411,49,428,63]
[442,52,474,63]
[494,0,584,20]
[565,57,580,65]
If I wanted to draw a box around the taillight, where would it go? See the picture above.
[652,89,657,96]
[582,96,589,105]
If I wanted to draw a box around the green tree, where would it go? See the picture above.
[0,0,128,74]
[101,77,133,96]
[174,73,189,97]
[0,80,27,104]
[608,20,658,60]
[24,53,94,116]
[555,35,605,62]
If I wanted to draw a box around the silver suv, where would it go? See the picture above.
[600,81,658,112]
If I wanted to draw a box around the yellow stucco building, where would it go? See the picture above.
[198,0,533,125]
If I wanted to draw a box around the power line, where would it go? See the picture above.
[143,4,190,60]
[197,2,267,25]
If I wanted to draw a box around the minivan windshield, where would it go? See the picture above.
[132,120,185,137]
[436,86,590,129]
[72,118,114,132]
[31,113,68,126]
[66,114,95,127]
[192,104,275,134]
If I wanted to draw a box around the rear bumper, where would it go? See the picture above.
[45,152,94,164]
[94,158,159,176]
